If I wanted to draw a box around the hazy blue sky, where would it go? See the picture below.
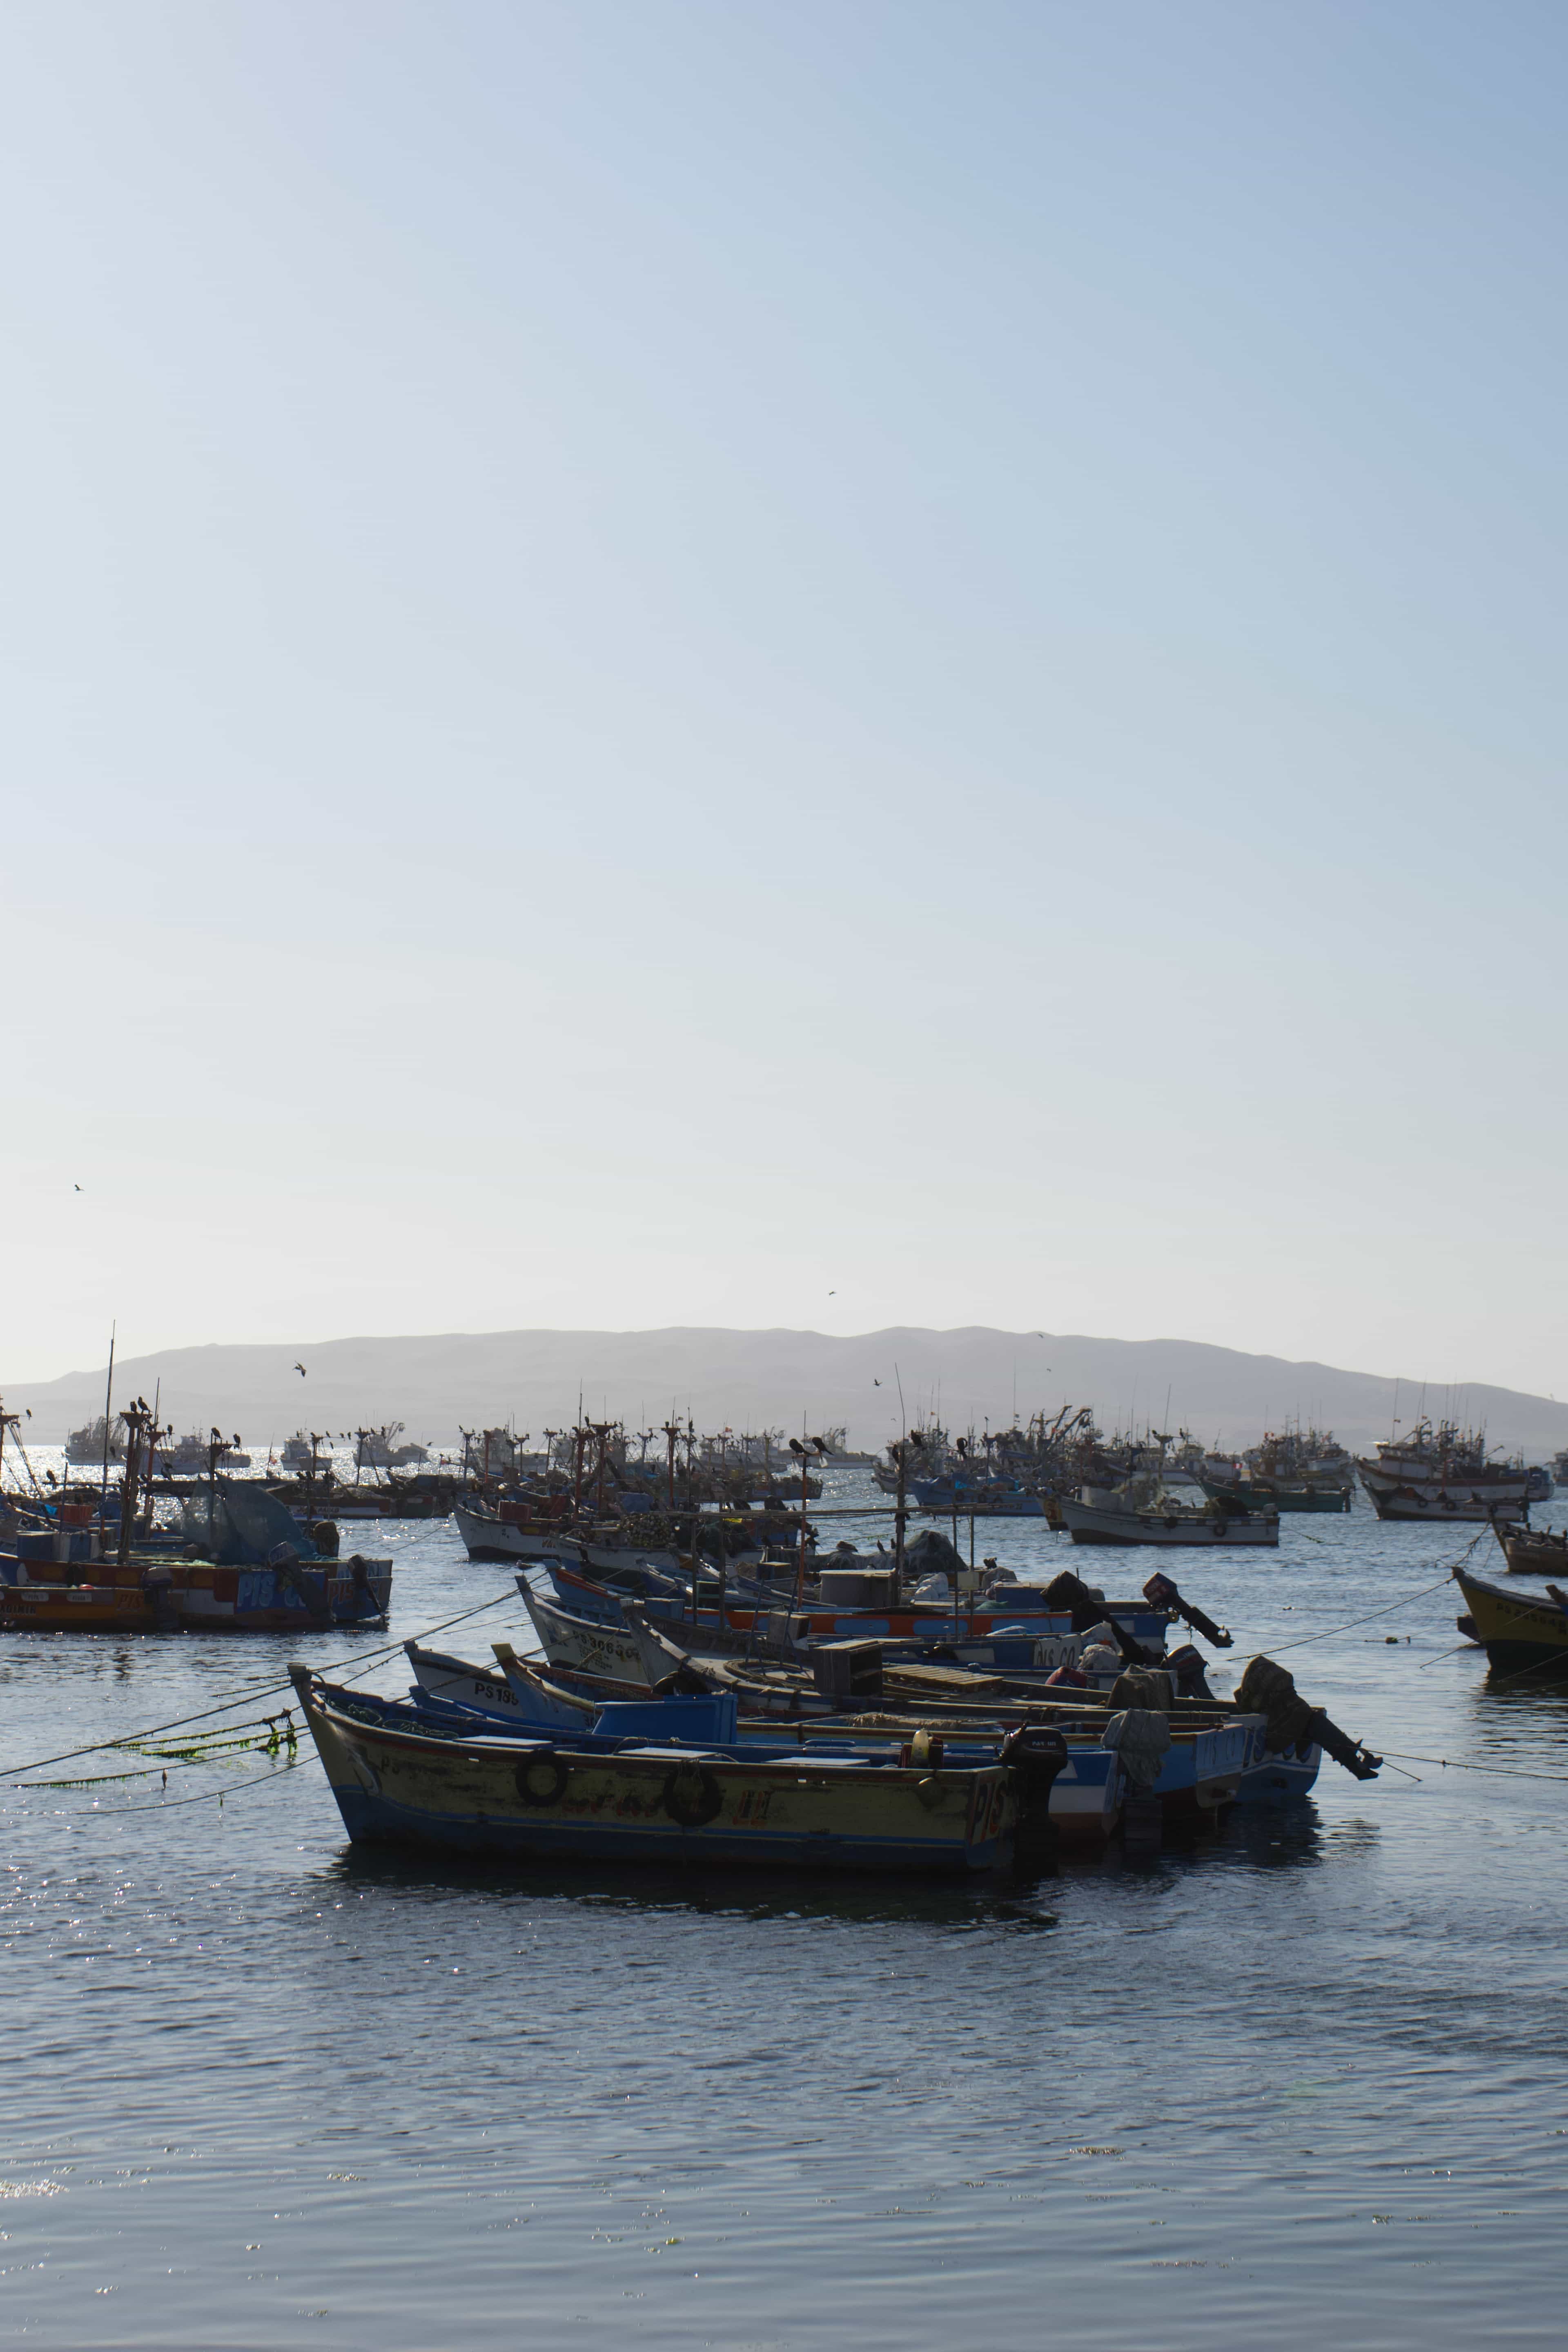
[5,1,1567,1392]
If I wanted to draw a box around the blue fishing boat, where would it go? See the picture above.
[909,1477,1046,1517]
[546,1558,1174,1656]
[403,1641,587,1729]
[413,1639,1301,1840]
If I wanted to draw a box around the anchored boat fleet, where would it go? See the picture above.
[5,1388,1566,1875]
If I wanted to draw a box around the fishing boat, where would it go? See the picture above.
[355,1425,430,1470]
[909,1476,1046,1518]
[154,1431,251,1474]
[0,1472,393,1634]
[280,1433,333,1474]
[287,1666,1021,1875]
[519,1584,657,1683]
[1362,1479,1530,1524]
[0,1575,163,1633]
[1492,1520,1568,1575]
[453,1499,577,1564]
[0,1550,391,1632]
[535,1564,1174,1659]
[1198,1475,1350,1514]
[454,1499,766,1577]
[444,1645,1128,1843]
[1060,1490,1279,1546]
[1214,1426,1354,1510]
[1453,1566,1568,1670]
[405,1640,595,1730]
[474,1635,1335,1835]
[63,1416,126,1466]
[1356,1421,1533,1521]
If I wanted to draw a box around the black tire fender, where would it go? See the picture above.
[662,1764,724,1828]
[515,1751,570,1806]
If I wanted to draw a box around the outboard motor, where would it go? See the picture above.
[1043,1571,1154,1666]
[999,1724,1070,1849]
[1234,1655,1381,1780]
[1142,1571,1233,1650]
[1164,1642,1215,1700]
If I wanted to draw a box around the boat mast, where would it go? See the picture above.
[118,1398,150,1570]
[591,1422,612,1517]
[98,1323,116,1520]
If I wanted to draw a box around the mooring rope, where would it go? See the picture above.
[0,1590,519,1786]
[1376,1749,1568,1786]
[74,1760,310,1817]
[1229,1571,1459,1660]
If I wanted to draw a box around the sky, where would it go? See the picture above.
[4,0,1567,1392]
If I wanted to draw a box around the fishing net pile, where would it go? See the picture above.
[181,1477,321,1565]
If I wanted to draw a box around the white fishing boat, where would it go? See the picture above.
[519,1582,655,1684]
[153,1431,250,1474]
[1355,1419,1531,1521]
[63,1416,126,1465]
[453,1499,765,1578]
[1060,1487,1279,1547]
[281,1433,330,1473]
[355,1424,430,1470]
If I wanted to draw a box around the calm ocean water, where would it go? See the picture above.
[2,1477,1565,2349]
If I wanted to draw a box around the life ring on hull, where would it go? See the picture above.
[516,1753,570,1806]
[1211,1520,1229,1540]
[662,1764,724,1828]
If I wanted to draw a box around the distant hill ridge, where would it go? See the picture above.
[5,1326,1566,1459]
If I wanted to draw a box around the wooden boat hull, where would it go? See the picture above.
[428,1659,1286,1842]
[1234,1741,1322,1800]
[544,1565,1172,1655]
[290,1671,1017,1875]
[1200,1481,1350,1514]
[520,1586,658,1684]
[454,1505,579,1565]
[404,1642,588,1728]
[0,1581,162,1633]
[1060,1500,1278,1548]
[1358,1457,1529,1519]
[1366,1483,1521,1523]
[1494,1523,1568,1575]
[455,1506,763,1577]
[909,1482,1045,1517]
[0,1558,391,1633]
[1153,1719,1255,1815]
[1453,1568,1568,1669]
[450,1647,1309,1838]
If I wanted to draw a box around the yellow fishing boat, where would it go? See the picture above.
[1453,1567,1568,1672]
[288,1666,1020,1875]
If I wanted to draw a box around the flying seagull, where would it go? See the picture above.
[294,1363,307,1377]
[74,1184,82,1193]
[828,1290,836,1296]
[873,1377,881,1386]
